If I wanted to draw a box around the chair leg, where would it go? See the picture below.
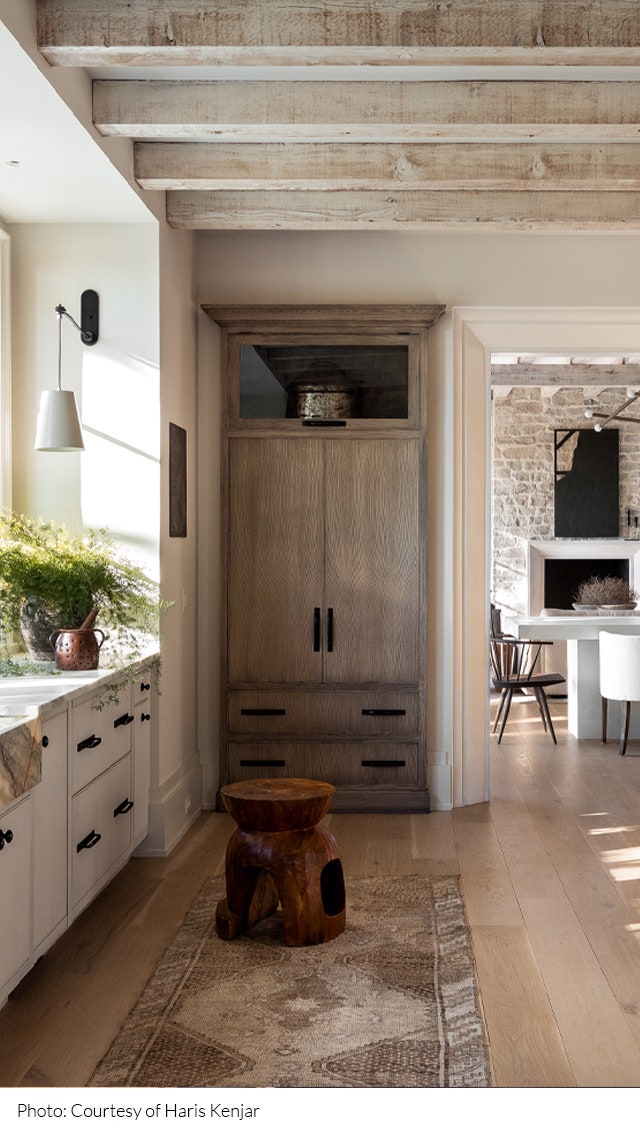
[538,689,557,744]
[496,689,513,743]
[532,688,549,734]
[493,689,508,733]
[602,697,608,744]
[620,701,631,756]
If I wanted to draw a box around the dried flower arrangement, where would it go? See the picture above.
[573,575,638,607]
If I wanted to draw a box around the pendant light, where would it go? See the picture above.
[34,289,99,451]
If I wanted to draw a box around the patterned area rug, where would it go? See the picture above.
[89,874,491,1088]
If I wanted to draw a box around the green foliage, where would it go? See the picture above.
[0,510,165,666]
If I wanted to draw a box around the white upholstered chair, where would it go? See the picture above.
[599,631,640,755]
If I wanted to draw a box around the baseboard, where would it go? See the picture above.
[134,765,203,857]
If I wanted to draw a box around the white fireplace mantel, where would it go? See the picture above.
[527,539,640,616]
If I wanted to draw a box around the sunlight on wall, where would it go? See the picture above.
[80,345,160,580]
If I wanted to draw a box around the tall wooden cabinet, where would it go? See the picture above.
[205,304,445,811]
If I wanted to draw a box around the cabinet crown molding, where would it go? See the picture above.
[202,303,446,333]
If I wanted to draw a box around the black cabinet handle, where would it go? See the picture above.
[302,419,347,427]
[77,733,102,752]
[239,759,286,768]
[327,607,334,652]
[114,798,134,817]
[313,606,321,652]
[240,708,286,717]
[42,735,49,747]
[361,709,407,717]
[361,760,407,767]
[0,829,13,851]
[140,682,151,692]
[77,829,101,852]
[114,713,134,728]
[140,712,151,722]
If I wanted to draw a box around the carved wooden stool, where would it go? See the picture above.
[215,777,346,947]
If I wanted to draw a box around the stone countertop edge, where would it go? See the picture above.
[0,652,159,808]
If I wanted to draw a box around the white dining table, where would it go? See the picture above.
[516,613,640,739]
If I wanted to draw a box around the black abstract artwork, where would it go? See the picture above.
[554,427,619,538]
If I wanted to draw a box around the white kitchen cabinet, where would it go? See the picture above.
[0,655,157,1006]
[70,752,133,915]
[0,794,33,1004]
[32,707,68,954]
[132,670,152,849]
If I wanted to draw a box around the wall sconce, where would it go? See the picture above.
[34,289,99,451]
[584,387,640,432]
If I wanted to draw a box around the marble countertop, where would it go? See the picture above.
[0,651,159,810]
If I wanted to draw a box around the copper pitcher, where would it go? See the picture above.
[50,627,105,671]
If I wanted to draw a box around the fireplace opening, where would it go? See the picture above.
[544,558,630,610]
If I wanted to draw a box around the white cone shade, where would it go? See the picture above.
[34,389,84,451]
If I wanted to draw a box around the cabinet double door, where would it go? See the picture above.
[228,436,422,685]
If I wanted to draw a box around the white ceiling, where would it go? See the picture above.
[0,19,149,224]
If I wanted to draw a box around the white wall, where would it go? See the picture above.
[196,231,640,808]
[10,224,159,552]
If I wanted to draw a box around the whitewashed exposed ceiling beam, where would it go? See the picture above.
[135,141,640,191]
[37,0,640,67]
[94,81,640,143]
[492,364,640,385]
[166,189,640,231]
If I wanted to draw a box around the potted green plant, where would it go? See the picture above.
[0,510,163,667]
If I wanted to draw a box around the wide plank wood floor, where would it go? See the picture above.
[2,691,640,1088]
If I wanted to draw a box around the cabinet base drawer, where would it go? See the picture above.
[227,741,422,788]
[228,690,419,736]
[70,754,132,910]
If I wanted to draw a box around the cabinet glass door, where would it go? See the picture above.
[238,342,411,423]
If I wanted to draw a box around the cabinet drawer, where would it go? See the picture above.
[70,691,133,794]
[134,670,153,705]
[70,754,133,909]
[228,691,419,736]
[227,742,420,787]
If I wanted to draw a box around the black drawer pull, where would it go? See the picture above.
[77,733,102,752]
[302,419,347,427]
[77,829,101,852]
[114,713,134,728]
[42,735,49,748]
[240,708,286,717]
[327,607,334,652]
[140,682,151,692]
[361,708,407,717]
[313,606,321,652]
[239,759,286,767]
[0,829,13,851]
[140,712,151,722]
[114,798,134,817]
[361,760,407,768]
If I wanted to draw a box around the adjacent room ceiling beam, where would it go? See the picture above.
[94,80,640,143]
[135,141,640,191]
[491,364,640,385]
[166,189,640,230]
[37,0,640,67]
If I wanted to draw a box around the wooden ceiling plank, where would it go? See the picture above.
[94,80,640,143]
[492,364,640,385]
[135,140,640,191]
[165,189,640,230]
[37,0,640,66]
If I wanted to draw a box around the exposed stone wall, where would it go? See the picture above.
[491,386,640,626]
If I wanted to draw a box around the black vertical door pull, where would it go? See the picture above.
[313,607,321,652]
[327,607,334,652]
